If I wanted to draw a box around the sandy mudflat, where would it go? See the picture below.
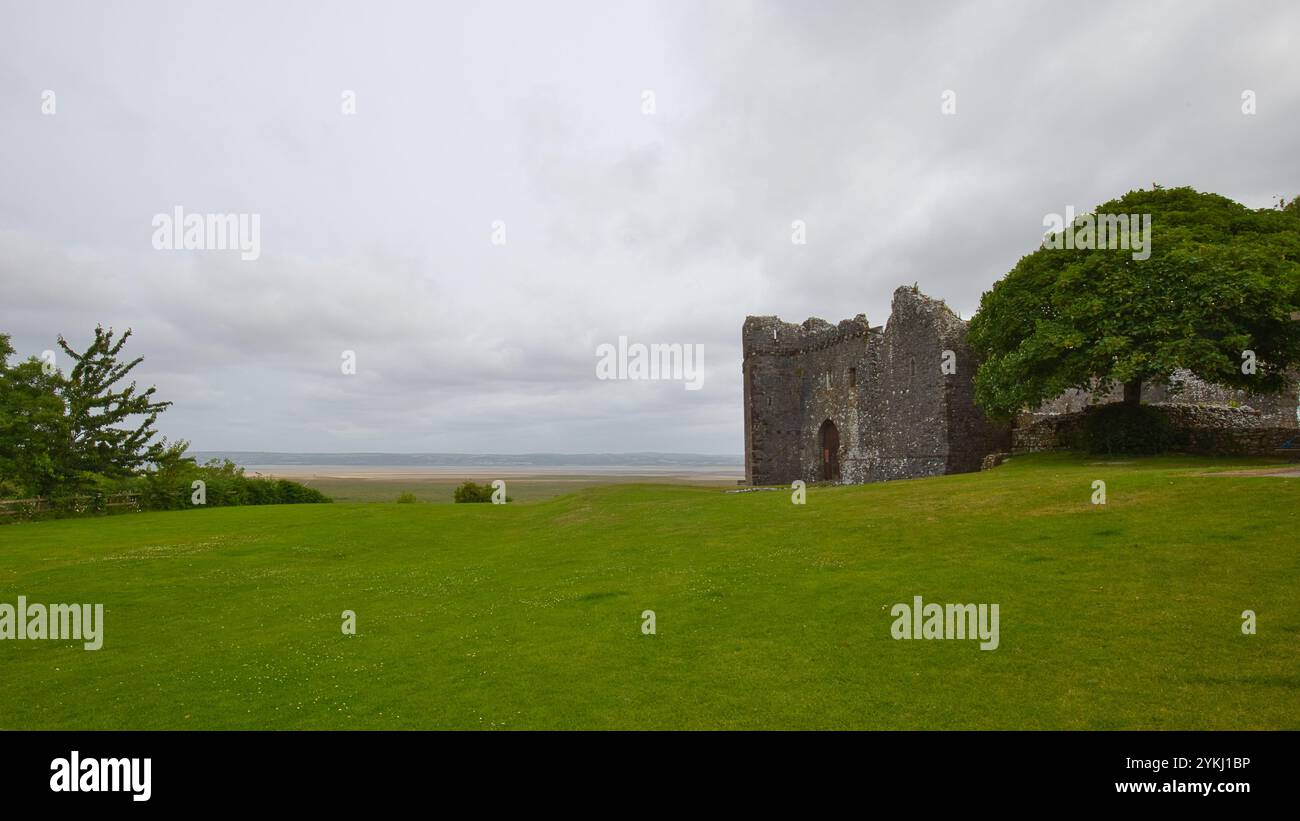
[244,464,745,481]
[239,464,745,503]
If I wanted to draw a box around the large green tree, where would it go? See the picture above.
[0,335,68,496]
[56,326,173,482]
[969,187,1300,419]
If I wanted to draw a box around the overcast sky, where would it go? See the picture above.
[2,0,1297,454]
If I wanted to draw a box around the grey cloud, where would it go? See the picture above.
[1,0,1296,453]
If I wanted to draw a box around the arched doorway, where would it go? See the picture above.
[818,419,840,481]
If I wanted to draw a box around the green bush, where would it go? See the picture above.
[453,481,493,503]
[396,492,418,504]
[0,457,331,523]
[452,481,510,503]
[135,458,330,511]
[1081,403,1177,455]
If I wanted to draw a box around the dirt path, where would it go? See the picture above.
[1202,467,1300,477]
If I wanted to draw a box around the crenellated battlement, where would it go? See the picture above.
[742,314,872,357]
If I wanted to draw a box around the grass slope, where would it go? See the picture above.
[0,453,1296,729]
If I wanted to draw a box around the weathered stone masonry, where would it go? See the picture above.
[743,286,1300,485]
[743,286,1010,485]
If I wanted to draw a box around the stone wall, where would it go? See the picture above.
[742,313,873,484]
[1011,414,1087,453]
[742,286,1010,485]
[1032,370,1299,427]
[863,287,1010,481]
[1013,404,1300,458]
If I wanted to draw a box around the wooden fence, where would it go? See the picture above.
[0,492,142,520]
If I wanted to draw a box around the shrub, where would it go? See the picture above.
[453,481,492,503]
[451,480,514,503]
[0,477,24,499]
[1081,403,1177,455]
[396,492,418,504]
[136,458,329,511]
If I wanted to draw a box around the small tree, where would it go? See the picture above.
[969,187,1300,419]
[56,326,173,484]
[0,335,67,496]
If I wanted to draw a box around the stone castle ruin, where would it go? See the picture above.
[742,286,1299,485]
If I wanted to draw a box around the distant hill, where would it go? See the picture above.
[187,451,743,467]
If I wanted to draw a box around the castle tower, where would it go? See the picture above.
[742,313,873,484]
[742,286,1011,485]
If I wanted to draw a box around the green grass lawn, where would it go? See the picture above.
[0,453,1296,730]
